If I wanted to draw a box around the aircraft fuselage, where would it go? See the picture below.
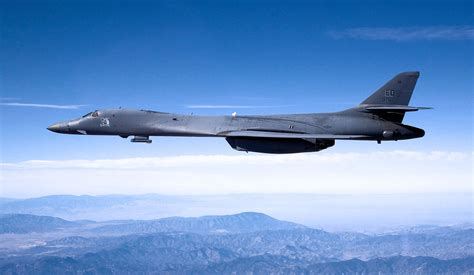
[48,72,428,153]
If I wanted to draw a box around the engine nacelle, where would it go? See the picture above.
[226,137,334,154]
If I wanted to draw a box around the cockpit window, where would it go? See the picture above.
[82,111,99,118]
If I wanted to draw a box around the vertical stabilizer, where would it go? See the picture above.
[361,71,420,106]
[360,72,420,123]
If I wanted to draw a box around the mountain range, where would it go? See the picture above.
[1,193,470,233]
[0,212,473,274]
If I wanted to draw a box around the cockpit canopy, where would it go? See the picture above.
[82,110,99,118]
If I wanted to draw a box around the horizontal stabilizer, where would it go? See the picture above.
[363,105,433,112]
[220,130,370,140]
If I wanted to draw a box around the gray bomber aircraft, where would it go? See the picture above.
[48,71,430,154]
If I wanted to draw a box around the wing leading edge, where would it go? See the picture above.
[220,130,370,140]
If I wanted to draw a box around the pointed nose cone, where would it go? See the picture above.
[47,123,62,133]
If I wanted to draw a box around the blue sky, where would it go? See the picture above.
[0,1,472,198]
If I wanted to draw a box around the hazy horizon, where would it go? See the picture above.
[1,192,470,232]
[1,190,471,199]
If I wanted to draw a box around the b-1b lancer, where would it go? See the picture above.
[48,72,430,154]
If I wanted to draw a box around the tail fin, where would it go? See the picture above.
[359,72,421,123]
[361,71,420,106]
